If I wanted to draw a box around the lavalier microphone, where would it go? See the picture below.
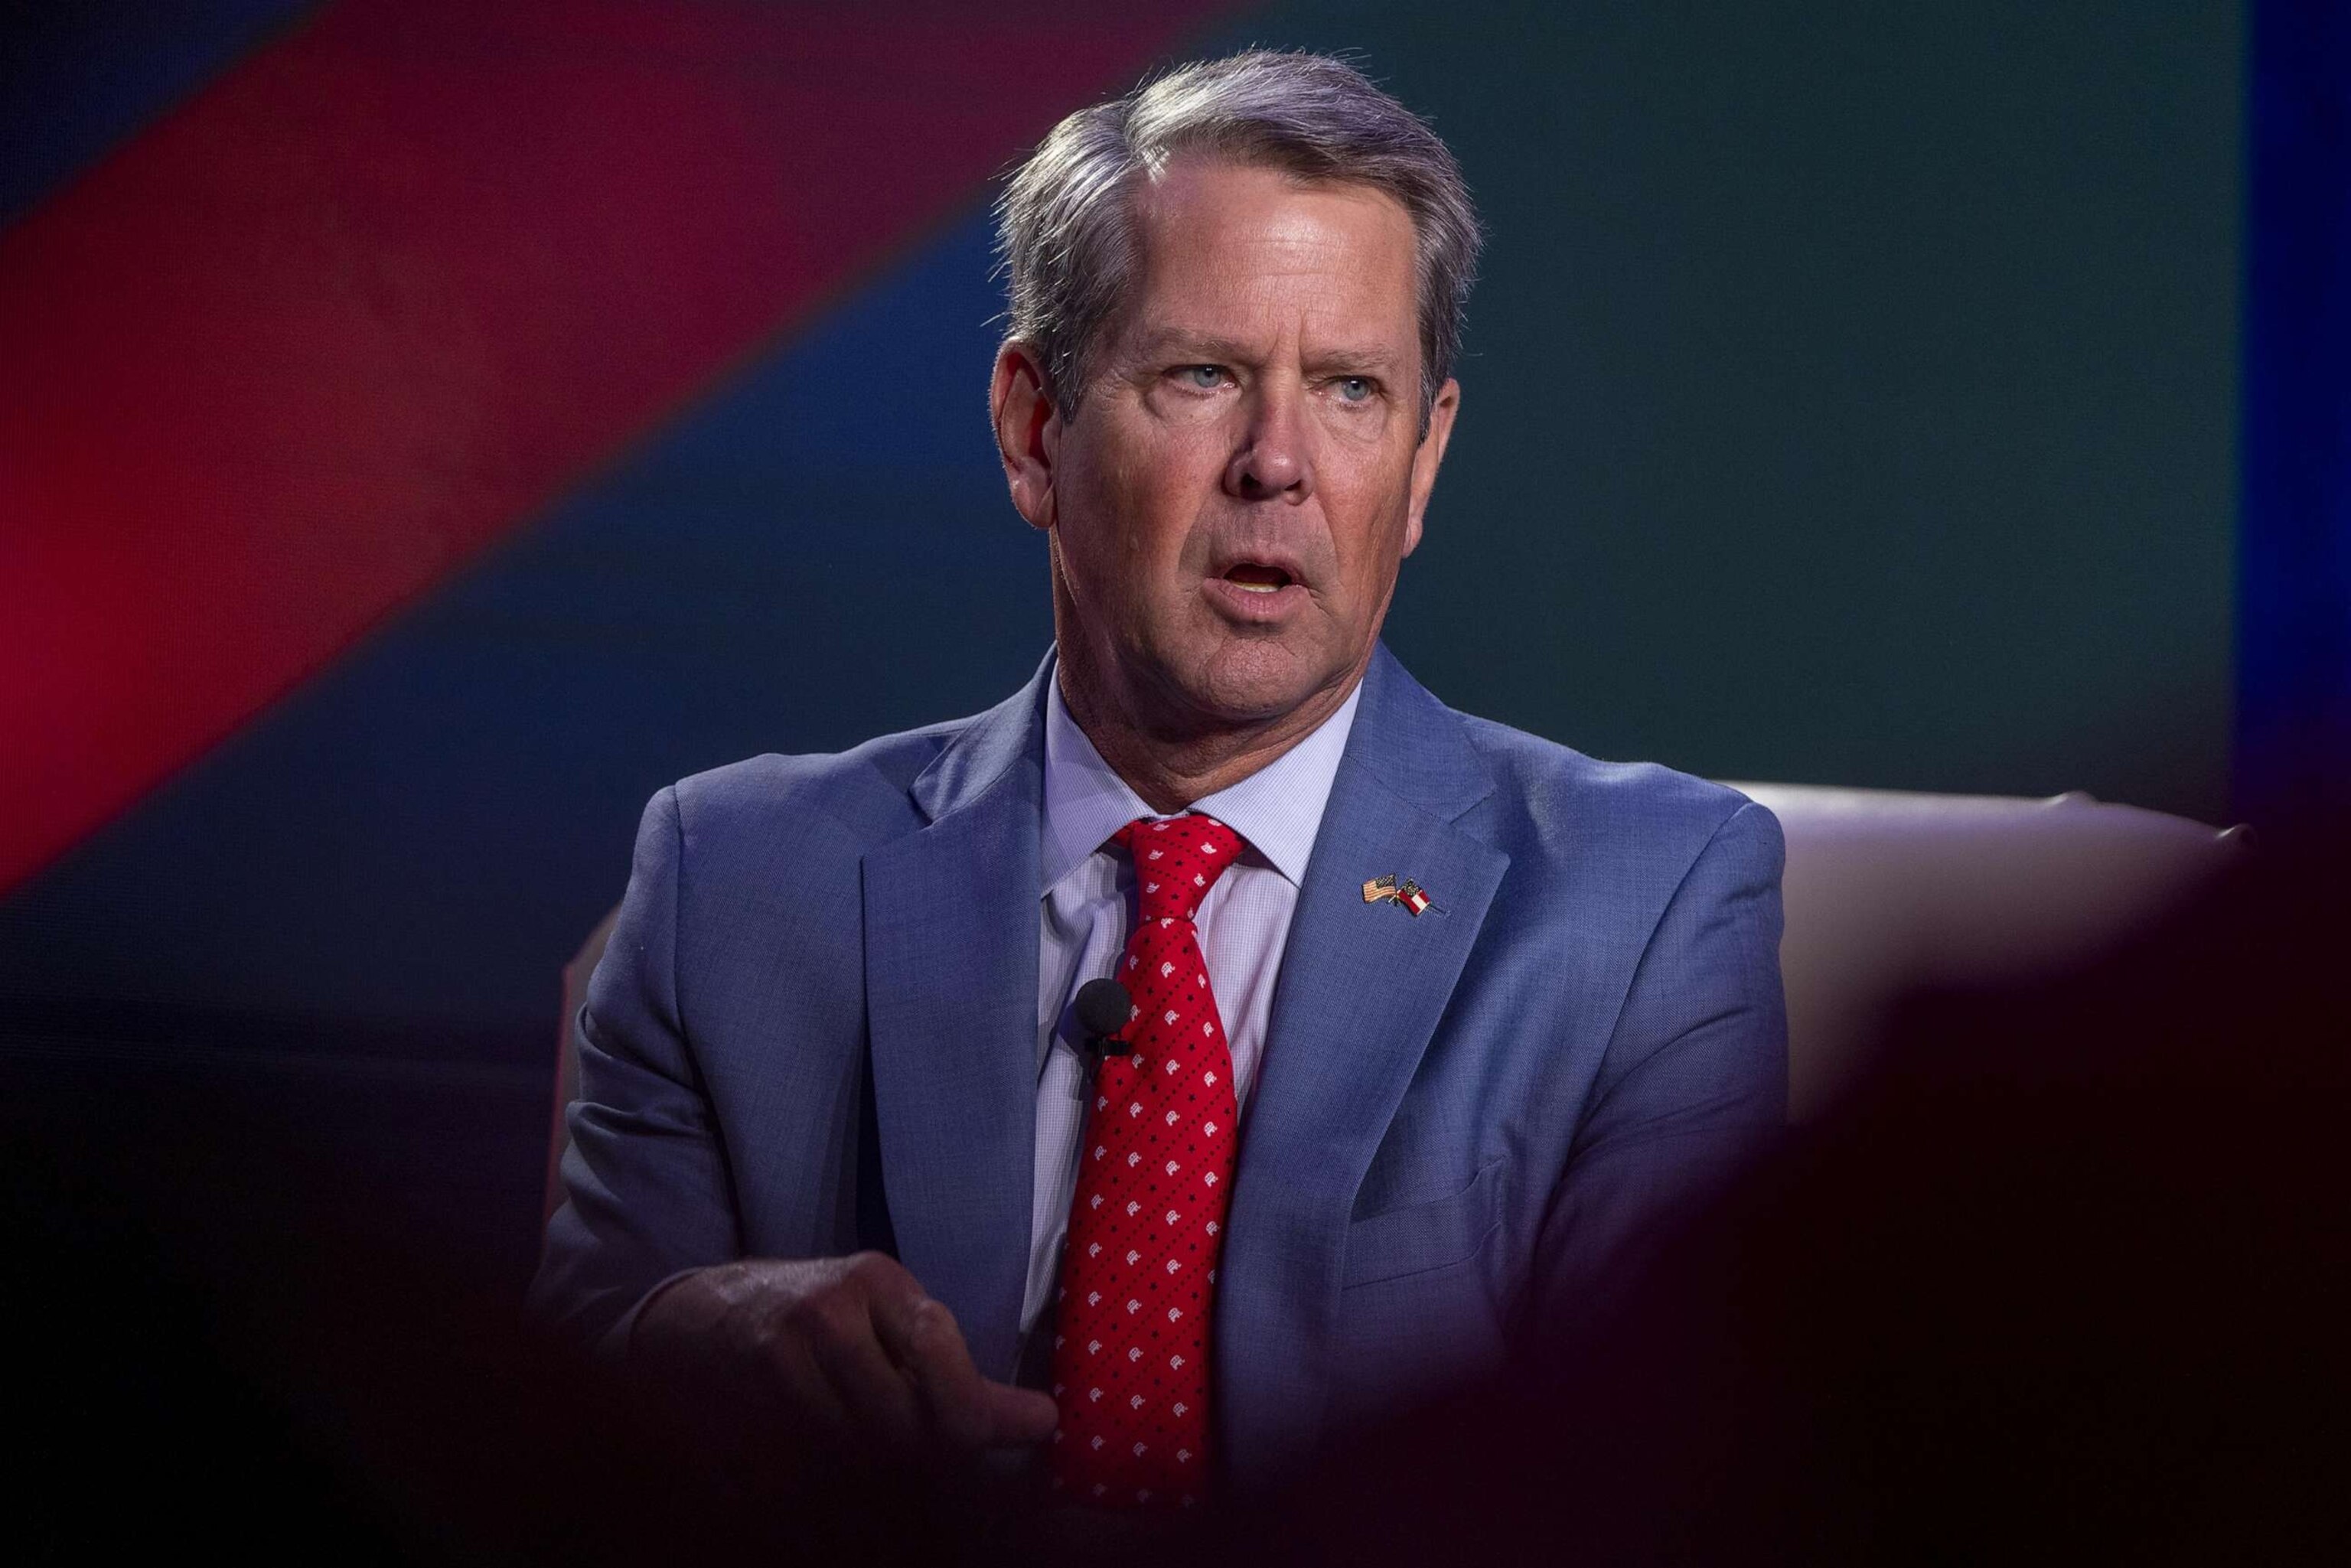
[1074,977,1133,1058]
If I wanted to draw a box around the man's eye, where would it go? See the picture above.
[1335,377,1375,403]
[1179,365,1225,390]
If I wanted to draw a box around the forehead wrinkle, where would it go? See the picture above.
[1129,260,1413,347]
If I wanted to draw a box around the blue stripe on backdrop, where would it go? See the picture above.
[0,2,318,225]
[0,208,1046,1048]
[2238,0,2351,826]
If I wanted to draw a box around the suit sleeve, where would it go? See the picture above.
[1524,798,1788,1345]
[526,787,742,1355]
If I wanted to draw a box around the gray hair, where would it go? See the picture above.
[995,50,1482,423]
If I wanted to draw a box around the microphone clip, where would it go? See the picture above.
[1072,976,1137,1064]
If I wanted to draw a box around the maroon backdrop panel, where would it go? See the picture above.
[0,0,1224,893]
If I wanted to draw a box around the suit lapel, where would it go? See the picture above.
[1217,647,1511,1476]
[862,667,1049,1381]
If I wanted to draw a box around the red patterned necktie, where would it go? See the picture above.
[1048,813,1244,1510]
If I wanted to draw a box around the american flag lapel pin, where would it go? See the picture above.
[1363,874,1433,916]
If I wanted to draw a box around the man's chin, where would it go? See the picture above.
[1180,639,1358,731]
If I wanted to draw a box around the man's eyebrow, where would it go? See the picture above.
[1306,347,1403,377]
[1123,328,1404,377]
[1125,328,1259,363]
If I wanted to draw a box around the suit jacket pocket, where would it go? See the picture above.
[1341,1159,1505,1289]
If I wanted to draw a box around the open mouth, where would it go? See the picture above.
[1220,562,1294,594]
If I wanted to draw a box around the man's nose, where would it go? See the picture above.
[1223,381,1315,502]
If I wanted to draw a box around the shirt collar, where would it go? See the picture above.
[1040,668,1363,894]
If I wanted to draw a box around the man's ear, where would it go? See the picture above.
[1401,377,1460,557]
[991,342,1060,532]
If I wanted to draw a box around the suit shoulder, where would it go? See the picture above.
[661,713,970,855]
[1451,711,1776,874]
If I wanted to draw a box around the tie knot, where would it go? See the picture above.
[1113,813,1244,922]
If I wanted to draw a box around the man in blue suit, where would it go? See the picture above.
[531,51,1784,1503]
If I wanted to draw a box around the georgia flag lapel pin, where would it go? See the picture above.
[1362,874,1433,916]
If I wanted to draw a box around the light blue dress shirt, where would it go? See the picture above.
[1021,675,1363,1332]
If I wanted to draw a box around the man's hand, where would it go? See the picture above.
[630,1253,1058,1459]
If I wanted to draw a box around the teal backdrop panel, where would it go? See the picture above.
[1197,1,2240,820]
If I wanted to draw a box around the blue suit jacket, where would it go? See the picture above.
[531,645,1785,1476]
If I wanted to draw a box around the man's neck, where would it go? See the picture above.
[1054,651,1363,815]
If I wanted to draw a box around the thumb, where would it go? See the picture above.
[979,1381,1061,1447]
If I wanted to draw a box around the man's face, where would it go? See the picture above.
[1010,158,1458,737]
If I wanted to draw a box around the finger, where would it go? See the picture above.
[806,1301,924,1453]
[879,1296,1002,1452]
[767,1329,854,1439]
[890,1302,1058,1449]
[975,1379,1060,1446]
[851,1253,935,1368]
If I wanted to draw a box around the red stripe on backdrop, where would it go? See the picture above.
[0,0,1229,894]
